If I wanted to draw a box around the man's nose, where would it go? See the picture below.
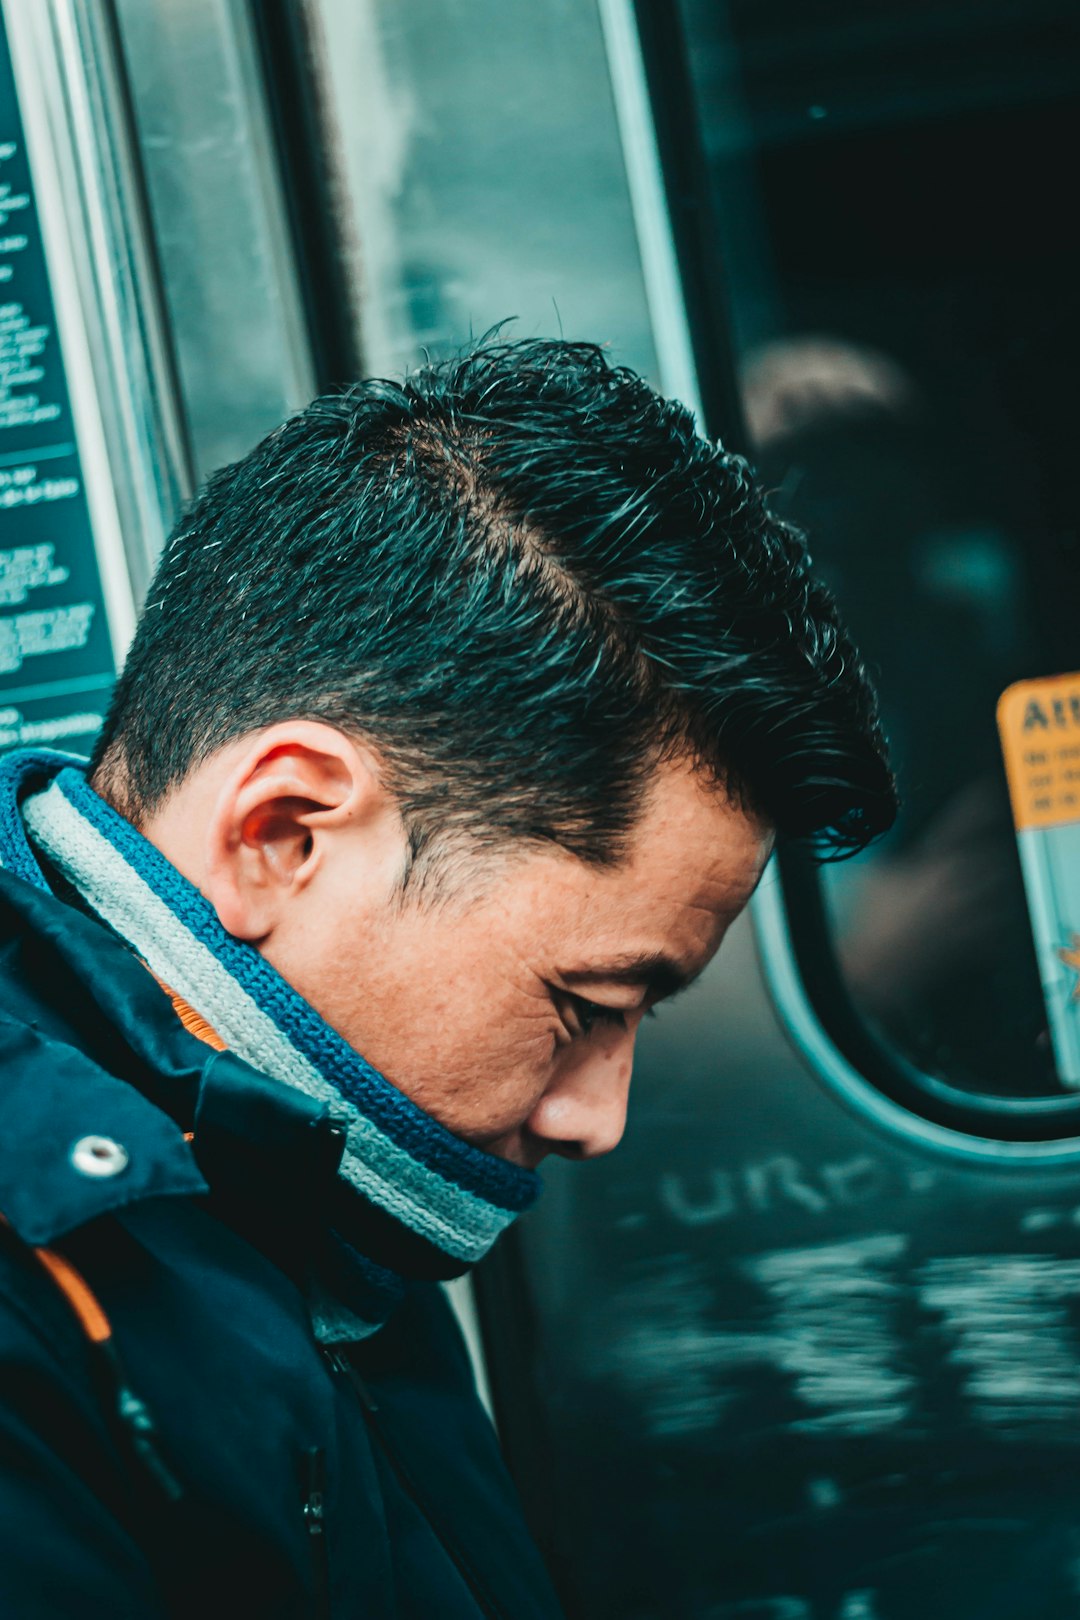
[526,1035,635,1160]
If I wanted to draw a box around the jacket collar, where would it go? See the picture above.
[0,863,344,1252]
[0,993,207,1246]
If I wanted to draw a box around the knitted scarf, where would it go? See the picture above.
[0,750,539,1342]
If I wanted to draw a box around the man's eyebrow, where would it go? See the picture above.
[561,952,699,1000]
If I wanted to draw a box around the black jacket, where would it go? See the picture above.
[0,864,564,1618]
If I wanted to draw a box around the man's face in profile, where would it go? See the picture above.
[345,758,772,1167]
[147,727,773,1170]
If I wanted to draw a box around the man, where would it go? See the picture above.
[0,339,895,1615]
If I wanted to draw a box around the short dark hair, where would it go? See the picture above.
[93,338,896,869]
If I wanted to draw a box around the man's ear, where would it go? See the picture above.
[202,722,395,940]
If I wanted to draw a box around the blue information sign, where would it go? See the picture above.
[1,9,119,756]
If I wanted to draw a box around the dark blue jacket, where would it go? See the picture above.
[0,863,564,1618]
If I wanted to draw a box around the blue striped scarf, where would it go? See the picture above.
[0,750,539,1342]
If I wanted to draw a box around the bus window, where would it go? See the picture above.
[670,0,1080,1108]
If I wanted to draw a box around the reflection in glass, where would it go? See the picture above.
[678,0,1079,1098]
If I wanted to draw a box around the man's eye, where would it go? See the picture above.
[563,994,627,1039]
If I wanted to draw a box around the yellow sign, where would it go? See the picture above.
[997,673,1080,832]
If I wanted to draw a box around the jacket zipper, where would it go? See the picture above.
[321,1347,510,1620]
[302,1445,331,1618]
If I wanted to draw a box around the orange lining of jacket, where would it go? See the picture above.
[0,1213,113,1344]
[154,977,227,1054]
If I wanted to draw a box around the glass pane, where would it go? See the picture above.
[678,0,1080,1099]
[113,0,315,480]
[302,0,658,380]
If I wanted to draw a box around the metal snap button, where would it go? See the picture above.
[71,1135,130,1178]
